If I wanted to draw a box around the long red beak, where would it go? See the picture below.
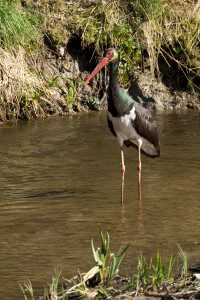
[85,57,109,84]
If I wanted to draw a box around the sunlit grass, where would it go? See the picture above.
[178,244,188,278]
[20,227,193,299]
[91,225,130,286]
[0,0,199,123]
[19,279,35,300]
[68,0,199,87]
[131,252,176,291]
[0,2,41,52]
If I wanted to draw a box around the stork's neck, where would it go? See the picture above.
[109,58,119,85]
[108,58,133,117]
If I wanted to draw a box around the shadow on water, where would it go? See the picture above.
[0,111,199,299]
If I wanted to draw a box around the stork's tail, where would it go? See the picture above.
[124,139,160,158]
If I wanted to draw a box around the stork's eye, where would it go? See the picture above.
[107,51,112,57]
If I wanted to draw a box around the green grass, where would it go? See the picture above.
[91,225,130,286]
[68,0,199,87]
[0,2,41,52]
[20,227,192,299]
[0,0,80,122]
[19,279,35,300]
[178,244,188,279]
[131,252,176,291]
[71,0,139,84]
[0,0,199,122]
[0,2,44,122]
[130,245,190,291]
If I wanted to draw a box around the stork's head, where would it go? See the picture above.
[105,48,119,62]
[85,48,119,84]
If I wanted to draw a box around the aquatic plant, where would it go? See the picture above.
[20,226,129,299]
[91,225,130,286]
[131,252,176,291]
[178,244,188,279]
[20,226,194,299]
[19,279,35,300]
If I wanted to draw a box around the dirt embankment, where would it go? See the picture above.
[0,1,199,123]
[34,34,200,113]
[1,34,199,125]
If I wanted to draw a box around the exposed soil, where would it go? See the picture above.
[0,32,199,124]
[42,35,200,115]
[38,262,200,299]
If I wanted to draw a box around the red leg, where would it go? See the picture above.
[121,149,125,204]
[138,144,142,203]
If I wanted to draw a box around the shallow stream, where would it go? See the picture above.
[0,111,199,299]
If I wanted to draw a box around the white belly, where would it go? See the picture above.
[107,107,139,147]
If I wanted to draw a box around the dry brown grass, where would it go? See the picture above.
[0,46,72,121]
[0,0,199,123]
[66,0,200,88]
[0,47,41,121]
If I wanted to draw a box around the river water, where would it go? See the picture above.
[0,111,199,299]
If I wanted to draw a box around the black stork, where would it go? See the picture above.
[85,48,160,203]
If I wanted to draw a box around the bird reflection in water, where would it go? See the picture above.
[121,202,126,224]
[120,197,144,233]
[137,200,144,232]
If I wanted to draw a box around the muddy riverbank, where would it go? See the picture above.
[32,269,200,299]
[1,39,199,126]
[21,226,200,299]
[22,226,200,300]
[0,1,199,123]
[53,268,200,299]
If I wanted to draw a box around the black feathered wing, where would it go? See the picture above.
[131,104,160,157]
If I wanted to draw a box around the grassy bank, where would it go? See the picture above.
[70,0,200,86]
[20,227,200,299]
[0,0,199,122]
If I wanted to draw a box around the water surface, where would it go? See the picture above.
[0,111,199,299]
